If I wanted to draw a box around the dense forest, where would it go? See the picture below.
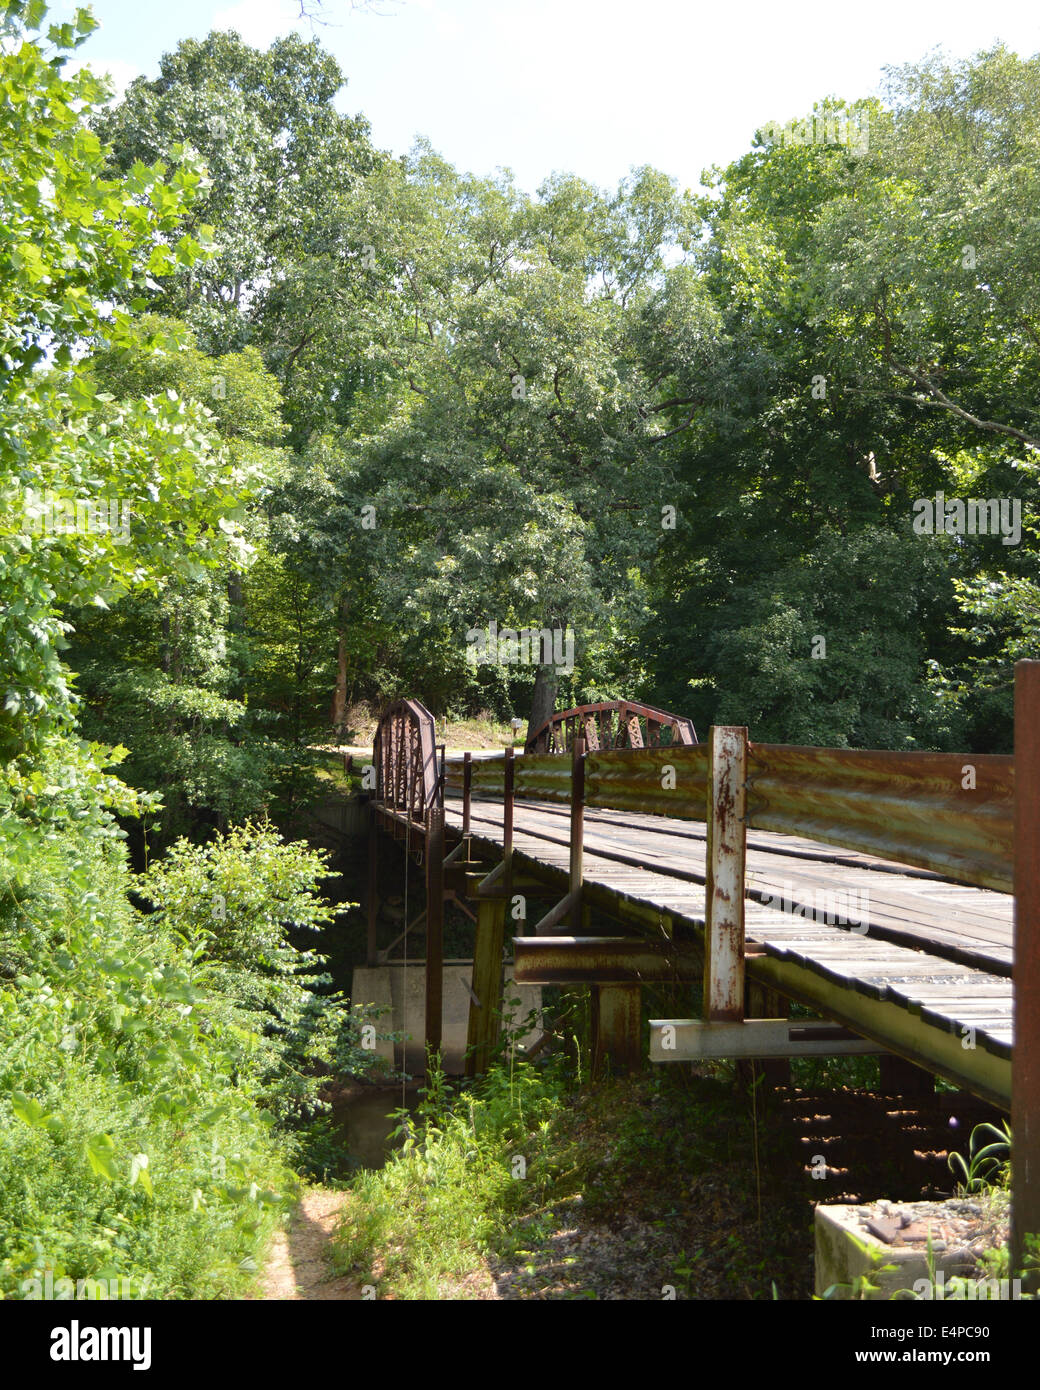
[1,0,1037,1303]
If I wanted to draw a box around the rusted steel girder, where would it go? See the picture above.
[372,698,441,822]
[525,700,697,755]
[514,936,701,1077]
[1012,659,1040,1290]
[513,936,702,984]
[746,743,1013,892]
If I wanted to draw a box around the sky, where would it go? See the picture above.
[68,0,1040,195]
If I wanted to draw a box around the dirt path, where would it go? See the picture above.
[260,1188,361,1300]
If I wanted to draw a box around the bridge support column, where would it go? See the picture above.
[465,895,506,1076]
[424,806,445,1060]
[591,983,642,1076]
[366,813,379,967]
[740,980,790,1090]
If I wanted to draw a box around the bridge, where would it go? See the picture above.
[365,663,1040,1277]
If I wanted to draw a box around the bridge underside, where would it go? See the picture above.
[435,795,1012,1109]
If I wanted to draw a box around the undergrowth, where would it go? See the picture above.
[331,1053,576,1298]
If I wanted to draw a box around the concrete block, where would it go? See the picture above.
[815,1200,994,1299]
[351,961,541,1075]
[350,966,397,1075]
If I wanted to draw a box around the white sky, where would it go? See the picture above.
[75,0,1040,193]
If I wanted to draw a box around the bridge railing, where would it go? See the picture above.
[746,744,1013,893]
[524,700,697,754]
[372,697,442,826]
[444,739,1013,891]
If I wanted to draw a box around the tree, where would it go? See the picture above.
[644,63,1039,751]
[65,319,299,841]
[297,151,732,734]
[95,30,381,358]
[0,2,254,767]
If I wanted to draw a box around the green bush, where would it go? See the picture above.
[137,820,368,1121]
[332,1057,571,1299]
[0,774,362,1299]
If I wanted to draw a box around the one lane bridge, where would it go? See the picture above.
[365,664,1040,1278]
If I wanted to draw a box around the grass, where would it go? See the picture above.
[330,1055,575,1299]
[328,1045,815,1300]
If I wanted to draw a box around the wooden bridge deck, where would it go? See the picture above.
[442,793,1013,1107]
[369,674,1040,1272]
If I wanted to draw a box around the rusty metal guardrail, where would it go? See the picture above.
[444,746,709,817]
[444,751,571,802]
[525,700,697,754]
[745,744,1013,892]
[585,746,708,818]
[445,739,1013,893]
[372,697,442,823]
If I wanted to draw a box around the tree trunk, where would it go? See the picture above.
[227,570,243,623]
[329,594,350,736]
[227,570,245,694]
[526,663,558,747]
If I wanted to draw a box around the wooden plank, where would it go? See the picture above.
[441,785,1017,1095]
[449,796,1013,973]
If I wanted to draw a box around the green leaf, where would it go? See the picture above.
[11,1091,48,1128]
[86,1133,118,1181]
[130,1152,153,1196]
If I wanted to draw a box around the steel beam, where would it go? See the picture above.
[650,1018,884,1062]
[513,935,701,984]
[1013,659,1040,1288]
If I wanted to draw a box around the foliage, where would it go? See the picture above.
[332,1056,572,1299]
[136,821,368,1119]
[0,3,360,1302]
[947,1120,1011,1195]
[0,781,295,1298]
[0,2,242,764]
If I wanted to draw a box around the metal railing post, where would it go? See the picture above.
[570,734,585,929]
[425,804,445,1059]
[1013,659,1040,1289]
[366,810,379,967]
[503,743,515,905]
[703,725,748,1022]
